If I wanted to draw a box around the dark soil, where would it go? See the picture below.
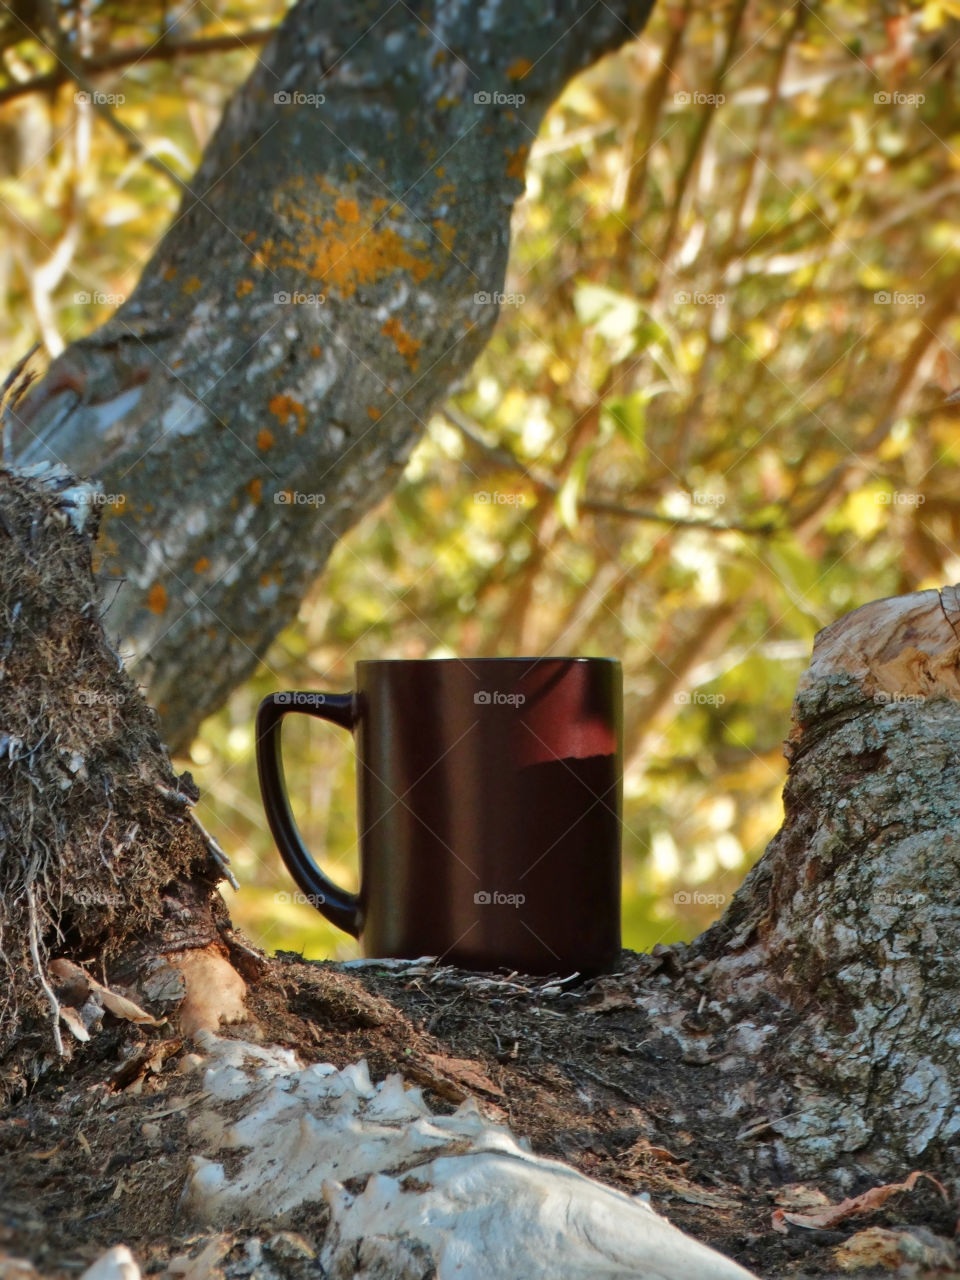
[1,946,955,1280]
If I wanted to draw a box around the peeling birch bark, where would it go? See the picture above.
[180,1034,758,1280]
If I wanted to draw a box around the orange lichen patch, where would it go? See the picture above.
[368,406,381,420]
[163,265,177,281]
[257,427,275,451]
[432,181,456,205]
[269,190,434,298]
[372,197,390,214]
[242,231,257,244]
[250,236,275,271]
[207,627,217,640]
[435,166,446,178]
[346,162,358,181]
[506,145,529,181]
[335,197,360,223]
[382,316,421,370]
[268,393,307,433]
[259,571,275,588]
[310,344,323,358]
[433,219,456,251]
[236,279,255,298]
[313,174,339,195]
[507,56,533,80]
[194,557,211,573]
[246,477,263,504]
[182,276,202,295]
[147,583,167,615]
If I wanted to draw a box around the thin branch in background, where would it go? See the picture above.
[790,269,960,538]
[0,28,278,106]
[622,596,744,774]
[444,401,781,536]
[615,0,694,234]
[725,0,811,254]
[653,0,749,284]
[26,1,241,193]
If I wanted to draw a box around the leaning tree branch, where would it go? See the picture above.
[4,0,656,752]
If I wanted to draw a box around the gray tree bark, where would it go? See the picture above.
[3,0,654,752]
[660,584,960,1186]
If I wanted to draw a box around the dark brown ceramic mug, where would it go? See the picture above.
[255,657,622,975]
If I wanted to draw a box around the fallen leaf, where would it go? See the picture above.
[50,959,163,1028]
[99,987,164,1026]
[423,1053,504,1097]
[59,1004,91,1042]
[772,1170,948,1232]
[773,1184,832,1210]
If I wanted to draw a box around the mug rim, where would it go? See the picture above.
[354,656,620,665]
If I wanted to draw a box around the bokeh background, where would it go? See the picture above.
[3,0,960,959]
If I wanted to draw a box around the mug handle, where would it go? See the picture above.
[255,691,362,937]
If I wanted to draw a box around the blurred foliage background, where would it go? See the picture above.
[3,0,960,961]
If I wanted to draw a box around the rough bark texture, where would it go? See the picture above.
[676,585,960,1184]
[0,464,236,1084]
[4,0,654,752]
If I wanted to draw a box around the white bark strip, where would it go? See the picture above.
[183,1034,757,1280]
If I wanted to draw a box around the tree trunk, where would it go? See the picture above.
[3,0,654,752]
[3,466,959,1278]
[684,584,960,1181]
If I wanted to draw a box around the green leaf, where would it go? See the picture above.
[573,282,642,345]
[602,384,669,454]
[556,445,596,531]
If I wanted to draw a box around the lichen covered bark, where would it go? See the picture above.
[5,0,654,750]
[674,585,960,1184]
